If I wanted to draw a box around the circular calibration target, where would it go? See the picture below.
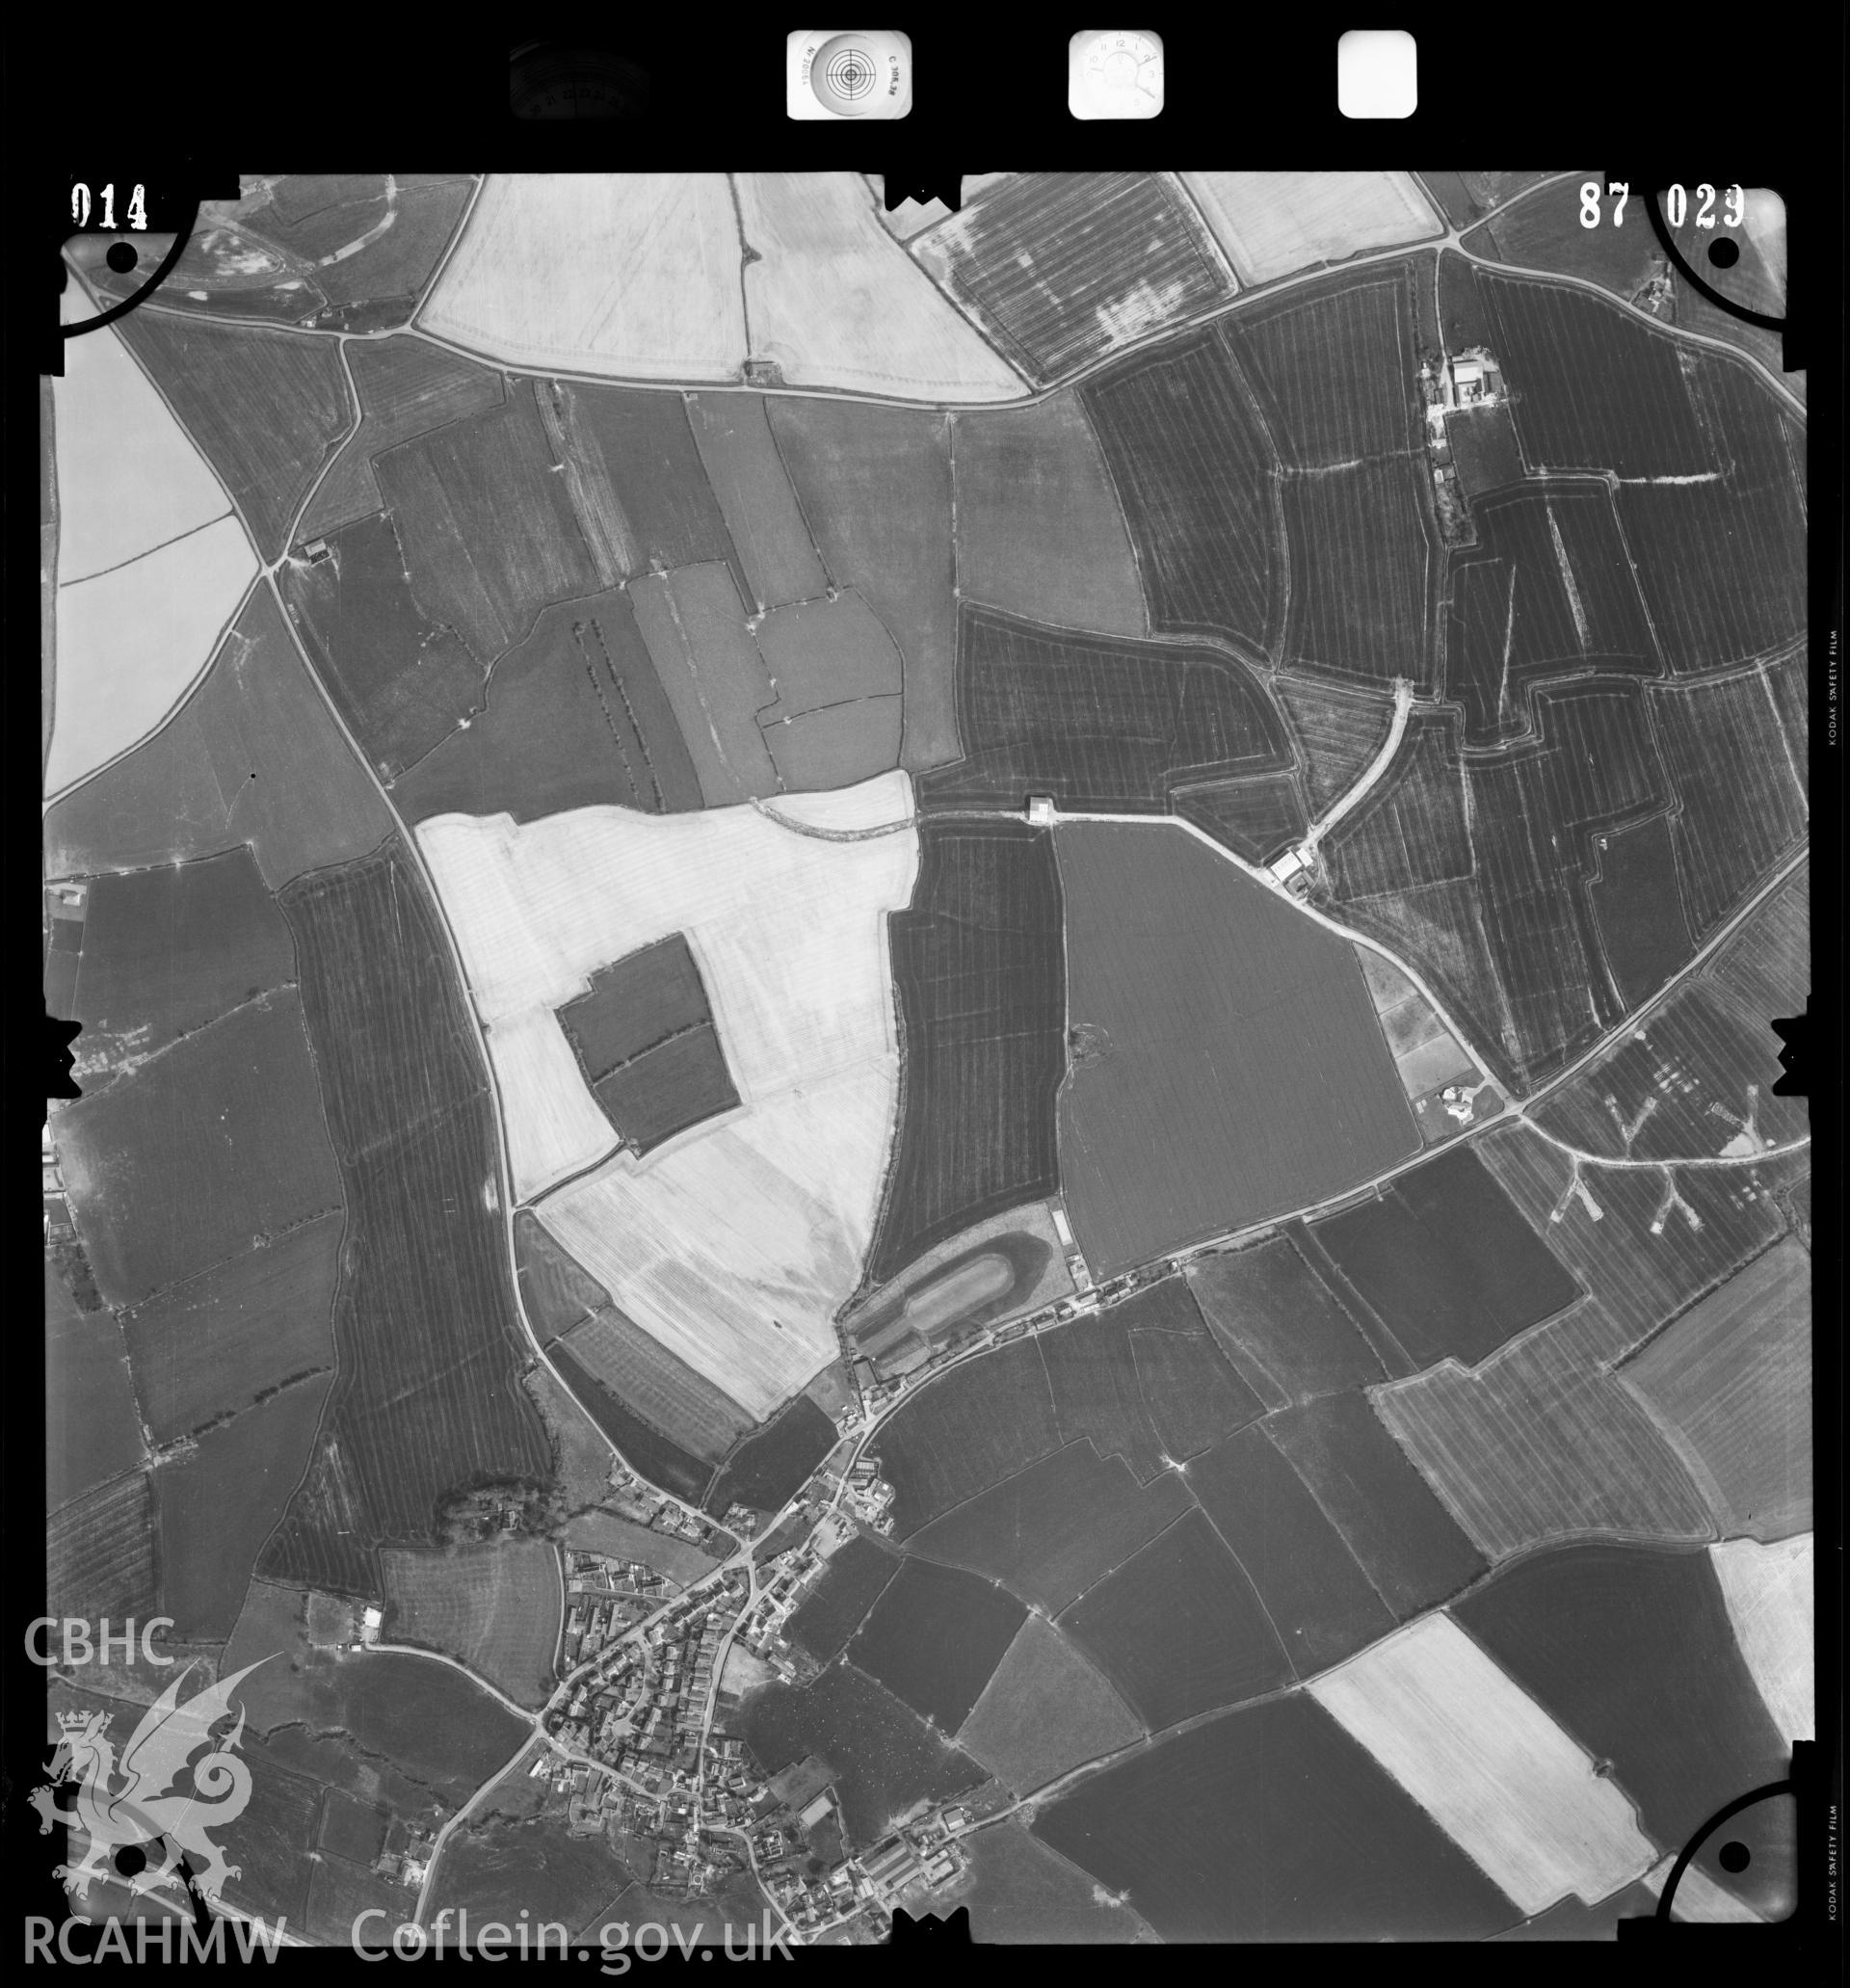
[812,34,890,115]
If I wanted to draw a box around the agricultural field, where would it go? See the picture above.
[1441,485,1660,744]
[1056,823,1414,1274]
[685,393,828,610]
[951,390,1147,638]
[1710,1533,1814,1744]
[764,397,957,771]
[45,1262,145,1509]
[1173,773,1307,865]
[119,311,351,558]
[43,584,394,889]
[260,842,549,1596]
[1708,860,1808,1019]
[1057,1509,1292,1728]
[847,1558,1027,1732]
[786,1534,902,1663]
[1308,1614,1656,1913]
[394,588,701,826]
[908,1437,1194,1616]
[380,1537,563,1707]
[1326,712,1473,896]
[1309,1144,1582,1367]
[702,1394,838,1520]
[1588,813,1696,1009]
[957,1816,1156,1944]
[954,1615,1144,1793]
[1228,271,1421,463]
[1186,1233,1388,1407]
[1618,1237,1811,1540]
[419,174,746,379]
[1478,1119,1793,1355]
[153,1372,333,1639]
[555,1310,750,1465]
[1464,180,1665,304]
[1354,946,1480,1107]
[48,512,257,799]
[869,820,1065,1286]
[1477,270,1711,477]
[1453,1541,1794,1916]
[1083,328,1280,656]
[755,590,903,710]
[280,510,485,780]
[1279,456,1433,687]
[1182,172,1439,284]
[912,172,1231,386]
[870,1337,1065,1539]
[301,335,504,541]
[424,1811,631,1939]
[547,1340,712,1507]
[1262,1392,1488,1617]
[52,992,341,1308]
[1444,402,1526,495]
[1372,1306,1718,1558]
[627,565,776,805]
[917,606,1290,812]
[1031,1693,1520,1941]
[425,780,915,1415]
[49,1470,158,1622]
[1186,1424,1396,1672]
[1647,673,1808,938]
[736,172,1023,399]
[120,1213,340,1445]
[1275,676,1395,811]
[737,1661,987,1849]
[63,847,296,1090]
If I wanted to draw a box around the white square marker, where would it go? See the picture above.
[1069,31,1165,119]
[787,30,913,119]
[1337,30,1417,119]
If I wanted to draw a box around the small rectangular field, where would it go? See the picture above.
[1280,457,1434,688]
[1180,172,1440,284]
[951,389,1148,639]
[1055,822,1415,1274]
[685,393,828,610]
[1619,1238,1811,1540]
[869,820,1066,1286]
[913,172,1231,385]
[380,1538,563,1708]
[1308,1614,1656,1912]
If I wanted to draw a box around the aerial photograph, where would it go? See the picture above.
[41,169,1810,1949]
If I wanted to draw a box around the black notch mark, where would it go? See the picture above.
[883,176,965,215]
[44,1008,81,1102]
[887,1904,972,1946]
[1771,1005,1809,1098]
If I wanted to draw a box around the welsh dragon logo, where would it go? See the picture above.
[32,1659,271,1906]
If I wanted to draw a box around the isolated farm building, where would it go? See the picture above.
[1025,794,1057,826]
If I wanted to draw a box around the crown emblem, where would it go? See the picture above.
[57,1710,100,1734]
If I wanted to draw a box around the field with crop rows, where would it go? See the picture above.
[951,389,1147,638]
[1083,329,1280,655]
[1173,773,1307,863]
[1328,712,1473,896]
[1281,457,1433,686]
[1478,270,1710,476]
[260,842,548,1595]
[914,172,1230,385]
[1589,813,1696,1009]
[555,1310,749,1464]
[1648,673,1808,939]
[1707,860,1808,1019]
[1057,823,1414,1273]
[1373,1304,1718,1558]
[1454,1542,1792,1914]
[870,820,1065,1285]
[1186,1234,1388,1407]
[954,1614,1143,1792]
[45,586,394,890]
[49,1470,157,1621]
[1182,172,1439,285]
[1619,1237,1810,1540]
[381,1538,562,1706]
[917,605,1290,812]
[1229,271,1420,463]
[120,311,352,558]
[1274,676,1394,812]
[1032,1692,1520,1940]
[766,397,957,771]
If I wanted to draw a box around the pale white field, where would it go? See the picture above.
[1308,1613,1657,1913]
[1641,1854,1762,1923]
[47,516,257,797]
[1710,1532,1813,1742]
[420,174,746,380]
[54,292,231,583]
[737,173,1024,401]
[417,772,919,1413]
[488,1006,620,1202]
[540,1061,895,1416]
[1181,172,1441,285]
